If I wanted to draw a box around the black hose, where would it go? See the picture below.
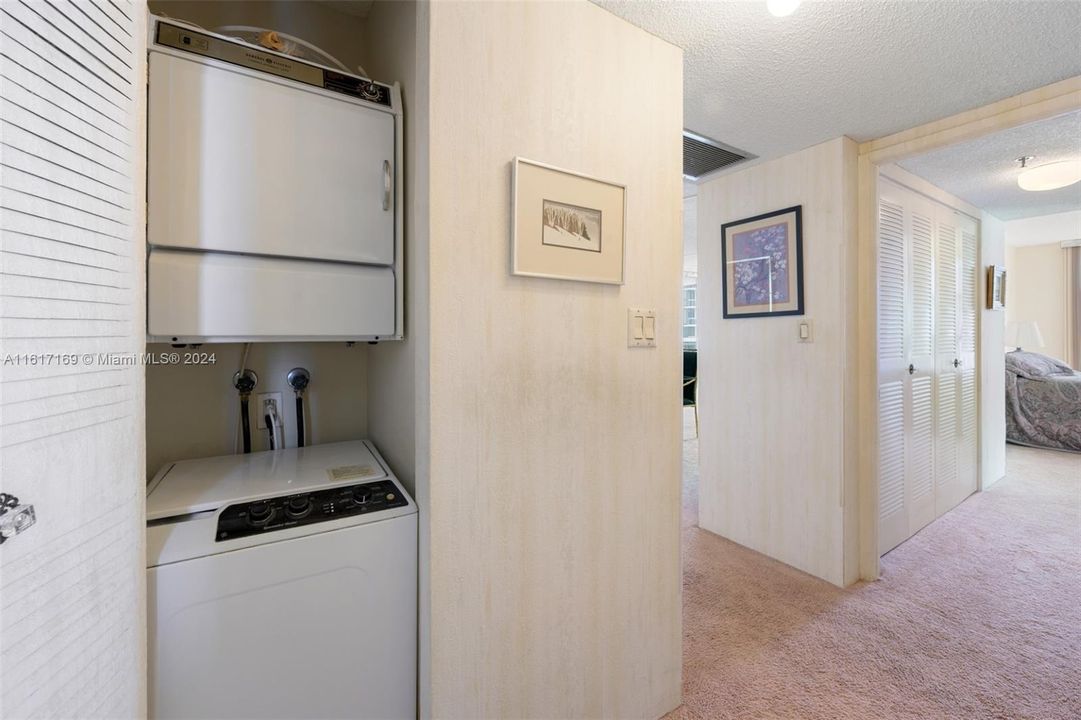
[265,413,275,450]
[240,396,251,454]
[296,394,305,448]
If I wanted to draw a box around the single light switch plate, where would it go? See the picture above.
[628,308,657,348]
[798,319,813,343]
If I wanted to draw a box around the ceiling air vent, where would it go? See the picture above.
[683,131,754,179]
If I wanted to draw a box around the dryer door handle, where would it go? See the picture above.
[382,160,391,211]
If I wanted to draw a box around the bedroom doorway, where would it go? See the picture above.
[857,82,1081,577]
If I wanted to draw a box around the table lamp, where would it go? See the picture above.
[1005,320,1044,352]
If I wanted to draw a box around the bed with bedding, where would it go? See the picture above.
[1005,351,1081,452]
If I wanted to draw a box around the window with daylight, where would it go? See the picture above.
[682,284,697,349]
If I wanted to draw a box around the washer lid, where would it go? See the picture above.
[147,440,387,520]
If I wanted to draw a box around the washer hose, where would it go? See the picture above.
[296,394,305,448]
[240,395,252,453]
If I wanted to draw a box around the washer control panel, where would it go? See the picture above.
[215,480,407,541]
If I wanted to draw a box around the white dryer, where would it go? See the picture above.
[146,440,416,719]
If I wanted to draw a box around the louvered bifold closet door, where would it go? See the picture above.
[878,179,981,556]
[959,222,978,489]
[934,216,961,517]
[906,206,936,535]
[877,180,937,555]
[0,2,146,719]
[876,187,909,555]
[938,215,980,514]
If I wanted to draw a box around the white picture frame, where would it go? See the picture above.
[511,157,626,284]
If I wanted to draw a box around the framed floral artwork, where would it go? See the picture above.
[721,205,804,318]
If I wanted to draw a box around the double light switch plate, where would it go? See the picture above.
[628,308,657,348]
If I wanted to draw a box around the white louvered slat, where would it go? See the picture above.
[1,120,130,195]
[87,0,133,44]
[961,227,977,353]
[1,195,130,256]
[0,383,131,427]
[9,1,132,89]
[2,231,126,273]
[0,33,131,136]
[0,180,129,241]
[57,0,132,58]
[0,91,128,176]
[1,164,131,227]
[0,51,131,155]
[0,13,129,118]
[1,366,127,405]
[1,141,131,211]
[0,0,145,716]
[0,2,130,105]
[936,372,957,492]
[0,272,129,308]
[878,381,905,521]
[961,368,977,450]
[877,201,905,362]
[910,376,934,500]
[910,212,934,358]
[936,223,957,355]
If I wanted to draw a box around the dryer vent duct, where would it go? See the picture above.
[683,131,754,179]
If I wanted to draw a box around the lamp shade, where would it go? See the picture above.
[1005,320,1044,350]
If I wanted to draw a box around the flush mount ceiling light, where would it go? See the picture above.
[1016,156,1081,192]
[767,0,801,17]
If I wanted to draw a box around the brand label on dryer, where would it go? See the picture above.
[327,465,378,482]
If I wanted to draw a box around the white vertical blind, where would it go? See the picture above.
[0,1,146,717]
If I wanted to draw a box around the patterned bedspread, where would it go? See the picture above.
[1005,369,1081,452]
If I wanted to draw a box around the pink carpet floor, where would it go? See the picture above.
[667,424,1080,720]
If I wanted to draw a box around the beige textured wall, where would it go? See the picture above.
[1006,243,1067,362]
[697,138,860,587]
[425,2,683,717]
[980,213,1007,488]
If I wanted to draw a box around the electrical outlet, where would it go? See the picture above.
[256,392,282,429]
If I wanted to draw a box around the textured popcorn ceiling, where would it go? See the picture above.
[594,1,1081,171]
[899,111,1081,221]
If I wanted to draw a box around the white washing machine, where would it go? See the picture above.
[146,440,416,719]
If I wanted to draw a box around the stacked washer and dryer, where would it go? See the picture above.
[144,17,414,720]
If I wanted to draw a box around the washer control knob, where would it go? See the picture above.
[247,502,272,524]
[352,486,372,505]
[285,495,312,518]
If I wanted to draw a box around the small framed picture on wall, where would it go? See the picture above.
[987,265,1006,309]
[511,157,626,285]
[721,205,804,318]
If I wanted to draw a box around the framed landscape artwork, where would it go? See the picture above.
[512,157,626,284]
[721,205,804,318]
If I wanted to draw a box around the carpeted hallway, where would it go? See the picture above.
[668,411,1081,720]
